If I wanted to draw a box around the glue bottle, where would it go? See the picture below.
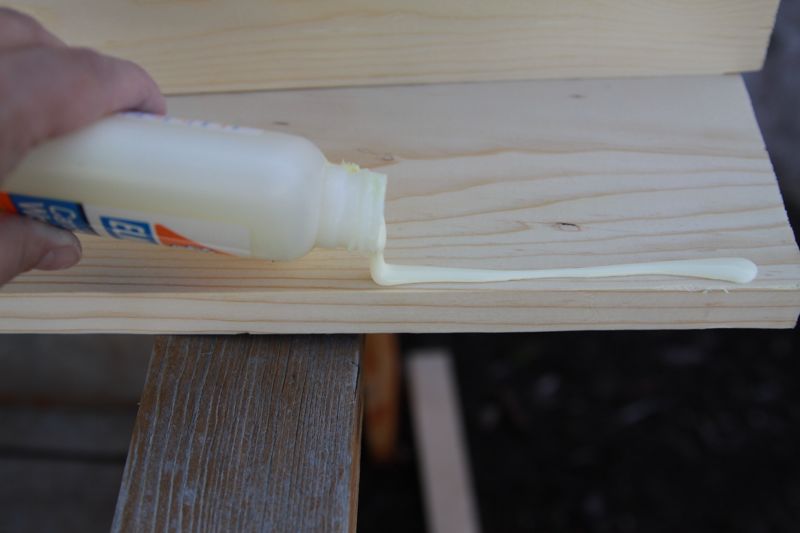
[0,113,387,260]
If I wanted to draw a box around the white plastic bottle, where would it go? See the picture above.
[0,113,387,260]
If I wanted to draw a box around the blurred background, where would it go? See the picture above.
[1,1,798,532]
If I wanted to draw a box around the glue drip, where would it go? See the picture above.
[368,223,758,286]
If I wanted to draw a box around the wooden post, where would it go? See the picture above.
[363,333,401,463]
[112,335,363,533]
[407,349,481,533]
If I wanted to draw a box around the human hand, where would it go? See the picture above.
[0,8,165,285]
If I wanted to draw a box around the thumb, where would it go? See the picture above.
[0,214,82,285]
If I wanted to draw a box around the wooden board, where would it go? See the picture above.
[363,334,401,462]
[1,75,799,332]
[8,0,779,95]
[112,335,362,533]
[407,350,482,533]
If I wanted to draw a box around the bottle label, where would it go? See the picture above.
[0,192,250,256]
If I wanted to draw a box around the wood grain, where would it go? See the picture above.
[112,335,363,533]
[1,75,799,332]
[8,0,779,94]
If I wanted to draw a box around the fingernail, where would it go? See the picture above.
[35,245,81,270]
[37,224,82,249]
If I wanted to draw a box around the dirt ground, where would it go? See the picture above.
[359,330,800,533]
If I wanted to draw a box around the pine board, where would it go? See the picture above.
[1,75,799,332]
[8,0,779,95]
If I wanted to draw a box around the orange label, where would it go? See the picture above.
[0,192,17,213]
[154,224,228,255]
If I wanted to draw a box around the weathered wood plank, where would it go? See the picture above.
[7,0,779,94]
[112,335,363,533]
[1,76,798,332]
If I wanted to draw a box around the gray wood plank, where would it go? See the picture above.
[112,335,363,533]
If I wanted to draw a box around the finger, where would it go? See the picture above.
[0,8,65,49]
[0,46,166,176]
[0,214,82,286]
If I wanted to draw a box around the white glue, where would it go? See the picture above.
[1,113,758,286]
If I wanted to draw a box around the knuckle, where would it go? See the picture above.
[0,8,39,28]
[0,8,49,43]
[69,46,102,65]
[67,47,112,80]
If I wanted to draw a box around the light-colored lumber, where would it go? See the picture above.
[112,335,363,533]
[1,75,799,332]
[407,350,481,533]
[8,1,779,94]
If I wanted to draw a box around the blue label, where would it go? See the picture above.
[100,216,157,243]
[9,194,94,234]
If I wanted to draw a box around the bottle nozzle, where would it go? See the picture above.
[316,162,387,253]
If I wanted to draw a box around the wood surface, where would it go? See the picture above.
[407,350,481,533]
[1,75,799,332]
[9,0,779,94]
[363,334,401,463]
[112,335,363,533]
